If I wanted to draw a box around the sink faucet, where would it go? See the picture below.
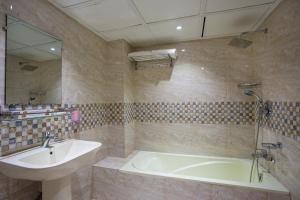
[42,131,54,148]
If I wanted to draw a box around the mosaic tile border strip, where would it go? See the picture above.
[134,102,255,125]
[0,113,79,156]
[79,102,256,128]
[264,101,300,141]
[1,101,299,155]
[79,103,126,131]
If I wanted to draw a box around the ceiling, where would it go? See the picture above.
[7,16,62,62]
[49,0,281,47]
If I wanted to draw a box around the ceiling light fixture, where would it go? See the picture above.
[50,47,55,51]
[181,49,186,52]
[176,26,183,31]
[10,5,13,10]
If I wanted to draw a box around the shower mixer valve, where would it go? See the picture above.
[252,149,275,162]
[262,142,282,150]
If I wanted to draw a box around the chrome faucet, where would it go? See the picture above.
[42,131,54,148]
[262,142,282,150]
[252,149,268,158]
[252,149,274,162]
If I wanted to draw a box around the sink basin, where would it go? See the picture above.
[0,139,101,200]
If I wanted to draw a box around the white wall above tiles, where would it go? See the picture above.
[49,0,282,47]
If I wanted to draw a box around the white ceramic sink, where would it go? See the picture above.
[0,139,101,200]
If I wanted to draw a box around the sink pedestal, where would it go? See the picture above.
[42,175,72,200]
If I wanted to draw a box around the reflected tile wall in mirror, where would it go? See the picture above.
[5,15,62,105]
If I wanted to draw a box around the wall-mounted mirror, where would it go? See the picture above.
[5,15,62,105]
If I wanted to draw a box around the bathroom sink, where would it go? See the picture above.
[0,139,101,200]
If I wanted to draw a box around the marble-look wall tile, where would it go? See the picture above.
[135,122,254,158]
[250,0,300,199]
[106,40,135,158]
[71,166,93,200]
[133,38,254,103]
[252,0,300,102]
[0,0,114,199]
[0,173,41,200]
[6,55,62,105]
[0,0,112,105]
[124,122,135,156]
[132,38,256,160]
[79,125,125,158]
[258,127,300,200]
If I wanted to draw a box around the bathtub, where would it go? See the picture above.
[120,151,288,194]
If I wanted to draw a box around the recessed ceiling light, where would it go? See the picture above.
[176,26,183,31]
[181,49,186,52]
[50,48,55,51]
[10,5,13,10]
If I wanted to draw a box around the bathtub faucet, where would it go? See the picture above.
[261,142,282,150]
[252,149,274,162]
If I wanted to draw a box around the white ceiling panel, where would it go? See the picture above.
[66,0,141,31]
[101,25,156,47]
[204,4,271,38]
[149,16,203,44]
[48,0,281,47]
[205,0,275,13]
[132,0,202,23]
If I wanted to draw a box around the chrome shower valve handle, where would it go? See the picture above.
[262,142,282,150]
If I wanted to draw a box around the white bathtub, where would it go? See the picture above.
[120,151,288,194]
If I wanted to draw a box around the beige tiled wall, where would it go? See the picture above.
[251,0,300,199]
[106,40,135,157]
[6,55,62,104]
[135,123,254,158]
[0,0,127,199]
[134,38,254,102]
[132,38,256,158]
[0,0,299,200]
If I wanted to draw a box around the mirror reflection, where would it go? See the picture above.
[5,15,62,105]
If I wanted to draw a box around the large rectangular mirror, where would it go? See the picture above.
[5,15,62,105]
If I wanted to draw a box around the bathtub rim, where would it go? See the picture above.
[120,150,289,195]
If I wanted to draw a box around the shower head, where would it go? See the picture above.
[229,28,268,48]
[21,65,39,71]
[19,62,38,71]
